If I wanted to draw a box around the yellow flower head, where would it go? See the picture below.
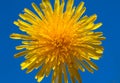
[10,0,105,83]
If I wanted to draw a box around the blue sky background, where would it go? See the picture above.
[0,0,120,83]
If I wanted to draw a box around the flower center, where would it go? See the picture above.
[51,34,72,52]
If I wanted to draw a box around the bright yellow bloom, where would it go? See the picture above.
[10,0,105,83]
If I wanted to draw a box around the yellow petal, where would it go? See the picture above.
[10,33,32,40]
[32,3,44,19]
[62,64,68,83]
[66,0,74,13]
[54,0,60,14]
[92,22,102,30]
[85,60,98,70]
[14,50,29,58]
[80,61,94,73]
[76,1,84,14]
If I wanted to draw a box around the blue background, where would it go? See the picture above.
[0,0,120,83]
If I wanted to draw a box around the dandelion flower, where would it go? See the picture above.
[10,0,105,83]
